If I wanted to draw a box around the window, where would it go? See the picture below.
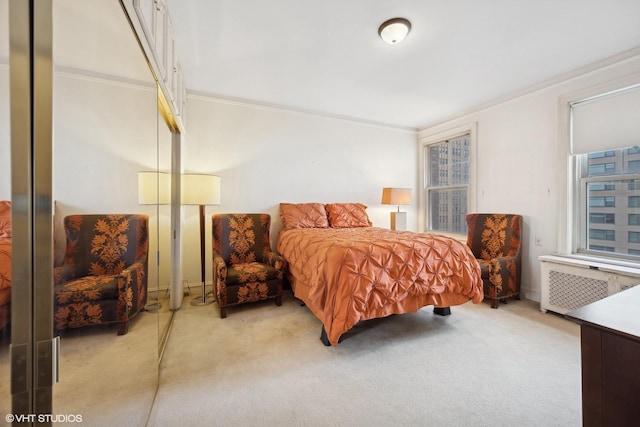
[588,162,616,175]
[589,229,615,241]
[590,213,615,224]
[568,83,640,262]
[577,146,640,259]
[589,195,615,207]
[419,124,475,235]
[590,245,615,252]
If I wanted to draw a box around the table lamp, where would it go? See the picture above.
[381,187,412,231]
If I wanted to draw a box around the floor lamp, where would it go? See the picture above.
[138,171,172,311]
[381,187,412,231]
[182,173,221,306]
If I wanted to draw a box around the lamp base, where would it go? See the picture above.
[190,294,215,306]
[190,280,215,306]
[145,297,162,312]
[390,212,407,231]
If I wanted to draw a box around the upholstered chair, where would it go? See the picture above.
[53,214,149,335]
[0,201,11,331]
[466,213,523,309]
[212,213,285,318]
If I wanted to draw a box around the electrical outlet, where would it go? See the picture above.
[535,237,543,246]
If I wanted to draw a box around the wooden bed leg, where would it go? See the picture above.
[433,307,451,316]
[320,326,331,346]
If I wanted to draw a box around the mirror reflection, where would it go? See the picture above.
[0,0,12,419]
[51,0,161,424]
[0,0,173,424]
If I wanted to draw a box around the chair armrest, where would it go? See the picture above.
[212,254,227,301]
[53,264,74,286]
[264,251,286,272]
[116,261,147,318]
[212,254,227,280]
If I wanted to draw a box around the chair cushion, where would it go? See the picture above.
[226,262,280,285]
[55,275,120,304]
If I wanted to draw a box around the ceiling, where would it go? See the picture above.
[2,1,640,131]
[164,0,640,130]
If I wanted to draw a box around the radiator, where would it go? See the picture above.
[540,255,640,314]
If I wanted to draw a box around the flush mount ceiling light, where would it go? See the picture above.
[378,18,411,44]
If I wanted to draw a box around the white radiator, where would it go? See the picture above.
[540,255,640,314]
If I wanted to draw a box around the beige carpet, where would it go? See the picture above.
[0,292,171,427]
[148,293,582,427]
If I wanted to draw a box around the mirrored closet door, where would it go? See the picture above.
[2,0,177,424]
[0,0,11,419]
[52,0,167,424]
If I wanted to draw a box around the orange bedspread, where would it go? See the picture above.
[277,227,483,345]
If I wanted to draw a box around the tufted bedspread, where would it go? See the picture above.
[277,227,483,345]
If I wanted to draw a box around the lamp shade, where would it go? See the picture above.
[138,171,171,205]
[378,18,411,44]
[381,187,412,205]
[182,174,221,206]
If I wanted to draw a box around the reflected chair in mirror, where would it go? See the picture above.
[466,213,523,309]
[0,201,11,332]
[212,213,285,318]
[53,214,149,335]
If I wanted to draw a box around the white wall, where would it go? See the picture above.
[51,72,172,288]
[0,55,173,296]
[181,95,418,288]
[419,54,640,302]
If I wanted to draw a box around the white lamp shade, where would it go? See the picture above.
[138,171,171,205]
[182,174,221,205]
[381,187,412,205]
[378,18,411,44]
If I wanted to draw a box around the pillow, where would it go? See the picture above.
[0,220,9,239]
[279,203,329,230]
[326,203,372,228]
[0,201,10,239]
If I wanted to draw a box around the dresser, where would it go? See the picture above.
[565,285,640,427]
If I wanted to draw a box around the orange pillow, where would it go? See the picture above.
[279,203,329,230]
[0,201,10,239]
[326,203,372,228]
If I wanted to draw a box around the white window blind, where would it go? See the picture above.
[571,84,640,155]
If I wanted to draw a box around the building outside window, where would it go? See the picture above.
[580,146,640,259]
[424,133,470,234]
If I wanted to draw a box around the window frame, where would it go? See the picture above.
[418,122,477,237]
[577,165,640,260]
[558,77,640,269]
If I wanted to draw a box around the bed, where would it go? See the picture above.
[276,202,484,346]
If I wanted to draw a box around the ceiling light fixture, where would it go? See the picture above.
[378,18,411,44]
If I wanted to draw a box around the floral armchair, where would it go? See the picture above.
[0,201,11,331]
[466,213,523,309]
[212,213,285,318]
[53,214,149,335]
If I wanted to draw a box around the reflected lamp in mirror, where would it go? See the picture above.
[182,174,221,306]
[138,171,171,205]
[381,187,412,231]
